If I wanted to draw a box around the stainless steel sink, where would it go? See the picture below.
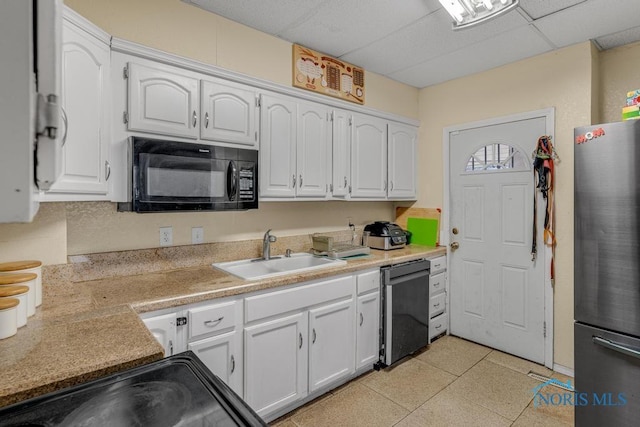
[212,253,347,280]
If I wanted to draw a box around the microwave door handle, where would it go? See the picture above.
[227,160,238,201]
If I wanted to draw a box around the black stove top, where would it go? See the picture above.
[0,352,265,427]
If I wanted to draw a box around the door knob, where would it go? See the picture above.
[450,241,460,251]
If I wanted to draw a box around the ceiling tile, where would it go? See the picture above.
[518,0,587,20]
[184,0,327,35]
[595,26,640,50]
[340,8,529,75]
[533,0,640,48]
[279,0,439,57]
[390,25,554,88]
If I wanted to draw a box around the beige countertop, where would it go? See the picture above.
[0,245,445,408]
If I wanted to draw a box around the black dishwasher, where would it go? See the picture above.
[0,351,266,427]
[380,259,430,366]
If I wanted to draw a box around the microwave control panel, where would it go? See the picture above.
[239,167,255,200]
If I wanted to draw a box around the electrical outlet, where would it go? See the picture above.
[192,227,204,244]
[159,226,173,246]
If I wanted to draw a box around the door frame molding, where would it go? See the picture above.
[442,107,555,369]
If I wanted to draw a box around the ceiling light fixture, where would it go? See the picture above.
[438,0,519,30]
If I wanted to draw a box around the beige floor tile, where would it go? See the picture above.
[415,335,492,376]
[445,359,540,421]
[485,350,553,376]
[529,376,575,425]
[360,358,456,411]
[513,406,573,426]
[395,387,511,427]
[291,383,409,427]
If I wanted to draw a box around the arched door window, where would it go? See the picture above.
[465,143,529,172]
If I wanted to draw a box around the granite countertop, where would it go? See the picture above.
[0,245,445,408]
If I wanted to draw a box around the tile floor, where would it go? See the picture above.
[270,336,574,427]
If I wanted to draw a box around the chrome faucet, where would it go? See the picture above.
[262,229,277,260]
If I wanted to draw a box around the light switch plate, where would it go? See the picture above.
[192,227,204,244]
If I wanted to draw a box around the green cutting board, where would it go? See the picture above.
[406,217,439,247]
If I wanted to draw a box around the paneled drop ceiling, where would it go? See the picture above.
[184,0,640,88]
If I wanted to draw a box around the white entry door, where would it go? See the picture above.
[449,114,549,364]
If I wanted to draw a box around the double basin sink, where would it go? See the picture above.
[212,252,347,280]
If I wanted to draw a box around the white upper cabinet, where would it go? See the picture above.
[350,113,387,198]
[259,93,297,198]
[296,102,329,197]
[45,13,110,199]
[127,62,200,139]
[331,109,351,198]
[200,78,258,148]
[388,123,417,200]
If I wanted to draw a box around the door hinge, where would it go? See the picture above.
[36,94,60,139]
[543,321,547,338]
[177,316,188,326]
[123,66,129,79]
[123,111,129,124]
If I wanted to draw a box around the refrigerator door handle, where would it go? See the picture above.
[593,336,640,360]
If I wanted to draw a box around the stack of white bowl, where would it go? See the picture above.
[0,260,42,339]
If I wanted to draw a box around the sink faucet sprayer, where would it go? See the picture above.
[262,229,277,260]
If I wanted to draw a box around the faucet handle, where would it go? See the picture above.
[269,235,277,243]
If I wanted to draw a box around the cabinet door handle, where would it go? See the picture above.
[299,174,303,187]
[192,110,197,127]
[60,106,68,147]
[105,161,111,181]
[390,181,394,191]
[344,176,347,187]
[299,332,303,349]
[169,339,174,356]
[205,111,209,128]
[384,181,387,191]
[312,328,317,344]
[230,355,236,373]
[359,313,364,326]
[204,316,224,327]
[292,174,297,188]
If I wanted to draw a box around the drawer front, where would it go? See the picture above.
[245,275,355,323]
[429,312,448,340]
[357,269,380,295]
[189,301,238,340]
[429,293,445,318]
[429,256,446,274]
[429,272,445,296]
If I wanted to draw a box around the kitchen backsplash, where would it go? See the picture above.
[42,227,365,285]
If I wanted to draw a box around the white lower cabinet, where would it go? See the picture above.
[355,269,380,371]
[244,312,308,417]
[309,299,355,392]
[142,312,178,357]
[188,330,243,396]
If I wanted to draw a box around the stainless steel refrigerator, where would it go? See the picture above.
[575,120,640,426]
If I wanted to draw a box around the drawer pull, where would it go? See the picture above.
[433,283,441,288]
[204,316,224,327]
[433,302,440,308]
[435,324,442,330]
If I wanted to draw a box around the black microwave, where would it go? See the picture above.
[118,137,258,212]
